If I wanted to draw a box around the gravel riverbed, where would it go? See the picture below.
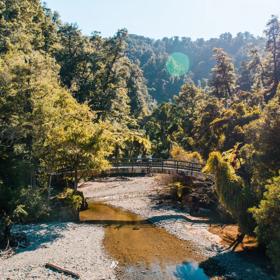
[80,175,274,280]
[0,223,116,280]
[0,175,274,280]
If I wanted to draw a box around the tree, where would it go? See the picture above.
[173,82,206,151]
[170,145,203,164]
[33,89,115,190]
[204,152,257,240]
[247,49,266,92]
[0,0,59,55]
[209,48,237,99]
[0,41,115,244]
[55,23,93,100]
[238,61,253,91]
[264,16,280,101]
[246,93,280,177]
[144,103,178,157]
[126,62,153,119]
[56,26,152,123]
[111,128,151,160]
[192,96,223,157]
[251,175,280,278]
[209,102,260,152]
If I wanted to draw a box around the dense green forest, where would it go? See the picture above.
[126,33,265,102]
[0,0,280,277]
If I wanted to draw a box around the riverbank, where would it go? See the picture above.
[0,223,116,280]
[0,175,274,280]
[80,175,273,280]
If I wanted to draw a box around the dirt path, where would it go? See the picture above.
[80,175,274,280]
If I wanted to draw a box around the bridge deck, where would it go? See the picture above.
[49,159,215,185]
[106,159,215,184]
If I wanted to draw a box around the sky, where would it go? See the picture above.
[44,0,280,39]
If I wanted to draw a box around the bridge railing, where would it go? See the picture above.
[111,158,203,172]
[47,158,215,192]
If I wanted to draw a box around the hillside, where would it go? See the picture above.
[126,33,265,102]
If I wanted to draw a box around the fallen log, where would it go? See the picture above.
[45,263,80,279]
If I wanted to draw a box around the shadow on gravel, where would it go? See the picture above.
[14,223,69,254]
[83,174,150,184]
[81,213,214,227]
[199,250,274,280]
[146,186,274,280]
[147,192,217,223]
[147,214,213,225]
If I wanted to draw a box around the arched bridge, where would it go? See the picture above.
[105,159,215,185]
[48,159,215,187]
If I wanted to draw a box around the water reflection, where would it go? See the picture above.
[80,202,209,280]
[174,262,209,280]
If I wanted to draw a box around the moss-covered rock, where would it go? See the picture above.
[49,188,88,222]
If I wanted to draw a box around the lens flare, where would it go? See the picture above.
[166,52,190,77]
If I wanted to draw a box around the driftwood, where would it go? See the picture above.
[45,263,80,279]
[0,248,14,259]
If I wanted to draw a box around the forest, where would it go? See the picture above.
[0,0,280,279]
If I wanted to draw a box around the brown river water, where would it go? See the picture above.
[80,201,210,280]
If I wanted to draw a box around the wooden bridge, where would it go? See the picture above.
[105,159,215,185]
[49,159,215,187]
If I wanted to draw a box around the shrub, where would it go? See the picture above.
[56,188,83,211]
[168,181,184,199]
[15,186,49,223]
[251,175,280,278]
[170,145,204,164]
[204,151,256,235]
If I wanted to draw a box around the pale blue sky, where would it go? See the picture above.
[44,0,280,39]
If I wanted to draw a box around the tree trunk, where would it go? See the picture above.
[225,233,245,252]
[0,215,11,250]
[74,168,78,191]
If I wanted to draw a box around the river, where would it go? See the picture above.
[80,201,209,280]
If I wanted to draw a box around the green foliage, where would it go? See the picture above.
[248,95,280,173]
[127,33,265,102]
[13,186,49,223]
[0,0,60,54]
[170,145,203,164]
[32,82,115,188]
[251,175,280,278]
[57,188,83,211]
[0,0,155,238]
[209,102,261,151]
[210,48,237,99]
[263,16,280,101]
[144,102,178,157]
[204,152,256,234]
[12,205,28,222]
[168,182,184,199]
[56,26,152,122]
[112,129,151,160]
[0,1,280,273]
[144,82,210,157]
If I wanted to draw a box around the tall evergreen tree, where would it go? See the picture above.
[209,48,237,99]
[264,15,280,101]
